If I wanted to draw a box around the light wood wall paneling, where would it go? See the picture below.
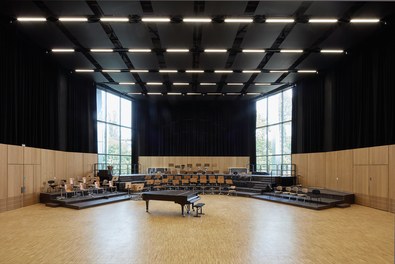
[353,148,369,165]
[325,151,338,190]
[7,145,23,165]
[83,153,97,176]
[55,151,67,181]
[66,152,84,180]
[292,154,308,186]
[369,165,389,211]
[33,165,42,195]
[7,165,23,210]
[369,146,389,165]
[0,144,7,212]
[24,147,41,165]
[389,145,395,213]
[41,149,55,184]
[337,150,353,192]
[307,153,326,188]
[23,165,35,206]
[353,165,370,206]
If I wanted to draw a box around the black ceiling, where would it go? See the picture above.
[2,1,395,100]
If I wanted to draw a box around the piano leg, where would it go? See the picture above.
[181,204,185,216]
[145,200,149,212]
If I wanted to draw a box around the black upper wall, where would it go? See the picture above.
[134,98,255,157]
[0,19,97,153]
[293,16,395,154]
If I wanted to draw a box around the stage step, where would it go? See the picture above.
[252,195,333,210]
[45,202,61,208]
[64,195,132,210]
[336,203,351,208]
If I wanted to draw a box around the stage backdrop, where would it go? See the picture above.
[133,98,256,158]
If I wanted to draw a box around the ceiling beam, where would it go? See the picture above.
[274,2,365,84]
[216,1,259,93]
[191,1,205,93]
[86,1,147,94]
[240,1,312,94]
[33,1,115,83]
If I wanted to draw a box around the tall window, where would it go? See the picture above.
[97,89,132,175]
[256,88,292,174]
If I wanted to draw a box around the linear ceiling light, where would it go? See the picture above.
[298,70,317,73]
[100,17,129,22]
[227,83,244,85]
[270,70,288,73]
[147,92,162,95]
[166,49,189,52]
[227,93,241,95]
[128,49,151,52]
[59,17,88,22]
[320,49,344,53]
[204,49,227,53]
[214,70,233,73]
[130,69,149,73]
[224,18,253,23]
[102,70,120,72]
[350,18,380,23]
[173,83,189,85]
[119,82,135,85]
[168,93,182,95]
[242,49,265,53]
[91,49,113,52]
[17,17,46,22]
[141,17,171,22]
[75,69,94,72]
[266,18,295,23]
[159,70,178,73]
[183,18,212,23]
[185,70,204,73]
[246,93,261,95]
[52,49,75,52]
[254,83,271,85]
[127,93,142,95]
[280,49,303,53]
[309,18,338,23]
[200,83,216,86]
[147,82,163,85]
[242,70,261,73]
[187,93,201,95]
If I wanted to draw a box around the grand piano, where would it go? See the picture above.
[142,190,201,216]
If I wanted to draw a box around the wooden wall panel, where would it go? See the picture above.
[66,152,84,180]
[55,151,67,181]
[24,147,41,165]
[389,145,395,213]
[23,165,35,206]
[7,165,23,210]
[33,165,42,194]
[369,165,389,211]
[292,154,308,186]
[353,165,370,206]
[0,144,7,213]
[369,146,389,165]
[7,145,23,164]
[353,148,369,165]
[41,149,55,184]
[325,152,338,190]
[83,153,97,176]
[337,150,353,192]
[307,153,326,188]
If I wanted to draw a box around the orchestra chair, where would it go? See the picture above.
[154,173,162,180]
[144,175,152,180]
[290,187,299,200]
[161,178,169,189]
[82,177,87,184]
[175,175,182,181]
[102,179,109,193]
[228,185,237,196]
[208,176,217,194]
[217,176,225,194]
[199,176,208,194]
[108,180,117,192]
[130,183,144,200]
[153,179,164,191]
[167,175,174,181]
[297,188,309,202]
[184,175,191,180]
[274,186,283,197]
[93,181,104,194]
[145,179,154,191]
[189,177,198,190]
[172,179,180,190]
[282,186,292,198]
[124,182,133,196]
[311,189,322,204]
[47,180,58,193]
[79,183,89,196]
[181,179,190,190]
[64,183,76,199]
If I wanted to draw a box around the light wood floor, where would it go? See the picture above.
[0,195,393,264]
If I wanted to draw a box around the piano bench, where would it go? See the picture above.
[193,203,205,217]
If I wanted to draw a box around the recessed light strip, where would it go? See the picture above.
[309,18,338,23]
[173,83,189,85]
[185,70,204,73]
[159,70,178,73]
[75,69,94,72]
[141,17,171,22]
[129,49,151,52]
[166,49,189,53]
[350,18,380,23]
[59,17,88,22]
[214,70,233,73]
[298,70,317,73]
[204,49,227,53]
[183,18,212,23]
[100,17,129,22]
[224,18,253,23]
[17,17,46,22]
[321,49,344,53]
[280,49,303,53]
[91,49,113,52]
[119,82,135,85]
[130,70,149,73]
[266,18,295,23]
[52,49,75,52]
[242,49,265,53]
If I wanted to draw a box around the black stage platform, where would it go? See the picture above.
[252,188,354,210]
[40,191,132,210]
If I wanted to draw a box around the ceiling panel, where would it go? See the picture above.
[151,1,194,16]
[305,2,354,17]
[110,24,153,48]
[99,1,143,16]
[92,53,128,69]
[263,53,300,69]
[232,53,266,69]
[255,73,282,83]
[298,53,343,70]
[163,53,192,69]
[199,53,228,69]
[64,23,114,47]
[255,2,301,16]
[157,24,193,48]
[52,53,94,70]
[201,24,239,48]
[280,24,334,49]
[127,53,159,69]
[45,2,93,15]
[204,2,249,16]
[241,24,284,48]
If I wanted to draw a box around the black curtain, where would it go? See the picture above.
[293,15,395,153]
[0,18,97,153]
[135,98,255,157]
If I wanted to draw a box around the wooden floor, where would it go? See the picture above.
[0,195,393,264]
